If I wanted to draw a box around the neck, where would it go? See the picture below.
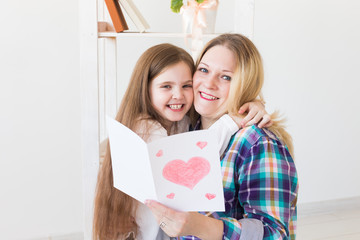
[200,117,218,130]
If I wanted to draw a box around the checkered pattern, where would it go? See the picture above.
[180,124,298,240]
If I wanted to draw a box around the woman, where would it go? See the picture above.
[146,34,298,240]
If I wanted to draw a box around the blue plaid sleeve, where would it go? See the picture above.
[221,127,298,239]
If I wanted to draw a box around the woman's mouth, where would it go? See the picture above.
[199,91,219,101]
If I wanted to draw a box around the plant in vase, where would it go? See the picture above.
[171,0,218,59]
[170,0,218,34]
[171,0,205,13]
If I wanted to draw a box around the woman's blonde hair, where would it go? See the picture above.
[93,43,194,240]
[195,34,293,156]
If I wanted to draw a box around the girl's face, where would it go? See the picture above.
[150,61,194,127]
[193,45,236,123]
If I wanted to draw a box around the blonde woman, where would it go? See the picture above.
[146,34,298,240]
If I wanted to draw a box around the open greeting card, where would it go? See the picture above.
[107,117,225,212]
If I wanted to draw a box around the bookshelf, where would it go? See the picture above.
[80,0,255,239]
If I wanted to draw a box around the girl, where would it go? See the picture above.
[93,43,271,240]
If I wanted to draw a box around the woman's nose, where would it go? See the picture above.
[203,74,218,89]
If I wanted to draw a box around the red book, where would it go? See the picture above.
[104,0,129,32]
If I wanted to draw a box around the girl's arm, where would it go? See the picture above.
[238,100,272,128]
[210,100,272,156]
[209,114,238,156]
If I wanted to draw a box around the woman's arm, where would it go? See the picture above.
[146,130,298,240]
[226,134,298,240]
[145,200,223,239]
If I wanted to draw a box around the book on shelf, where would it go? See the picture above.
[104,0,129,32]
[118,0,150,33]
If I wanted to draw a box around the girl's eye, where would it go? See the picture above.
[183,84,193,88]
[161,85,171,89]
[222,75,231,81]
[198,68,208,73]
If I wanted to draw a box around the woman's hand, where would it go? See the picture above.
[238,101,272,128]
[145,200,223,239]
[145,200,192,237]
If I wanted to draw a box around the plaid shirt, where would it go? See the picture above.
[179,124,298,240]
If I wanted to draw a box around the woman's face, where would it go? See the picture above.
[193,45,236,123]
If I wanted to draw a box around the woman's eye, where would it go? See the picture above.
[198,68,208,73]
[222,75,231,81]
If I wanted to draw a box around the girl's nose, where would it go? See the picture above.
[172,87,184,99]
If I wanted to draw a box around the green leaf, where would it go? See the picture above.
[196,0,205,3]
[171,0,183,13]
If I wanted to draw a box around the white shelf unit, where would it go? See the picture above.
[98,31,220,38]
[80,0,255,239]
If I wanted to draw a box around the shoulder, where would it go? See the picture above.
[134,118,167,142]
[233,124,279,144]
[228,125,296,177]
[229,125,289,158]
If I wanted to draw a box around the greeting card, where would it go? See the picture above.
[107,117,225,211]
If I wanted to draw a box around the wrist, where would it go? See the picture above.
[190,213,223,240]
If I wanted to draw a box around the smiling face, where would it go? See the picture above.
[150,61,194,128]
[193,45,237,128]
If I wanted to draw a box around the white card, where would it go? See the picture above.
[107,117,225,212]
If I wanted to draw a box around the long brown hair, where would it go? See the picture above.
[195,34,294,156]
[93,44,194,240]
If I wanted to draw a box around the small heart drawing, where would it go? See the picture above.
[196,141,207,149]
[166,193,175,199]
[156,150,163,157]
[205,193,216,200]
[162,157,210,190]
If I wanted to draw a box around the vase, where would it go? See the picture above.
[202,8,217,34]
[181,0,218,35]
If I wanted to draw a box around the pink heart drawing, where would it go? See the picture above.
[166,193,175,199]
[162,157,210,190]
[196,141,207,149]
[156,150,163,157]
[205,193,216,200]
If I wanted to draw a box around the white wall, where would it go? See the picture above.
[253,0,360,203]
[0,1,82,239]
[1,0,359,238]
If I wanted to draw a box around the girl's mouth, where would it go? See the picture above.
[167,104,184,111]
[199,91,219,101]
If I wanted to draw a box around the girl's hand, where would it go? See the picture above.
[238,101,272,128]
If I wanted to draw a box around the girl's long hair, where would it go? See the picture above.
[195,34,294,156]
[93,43,194,240]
